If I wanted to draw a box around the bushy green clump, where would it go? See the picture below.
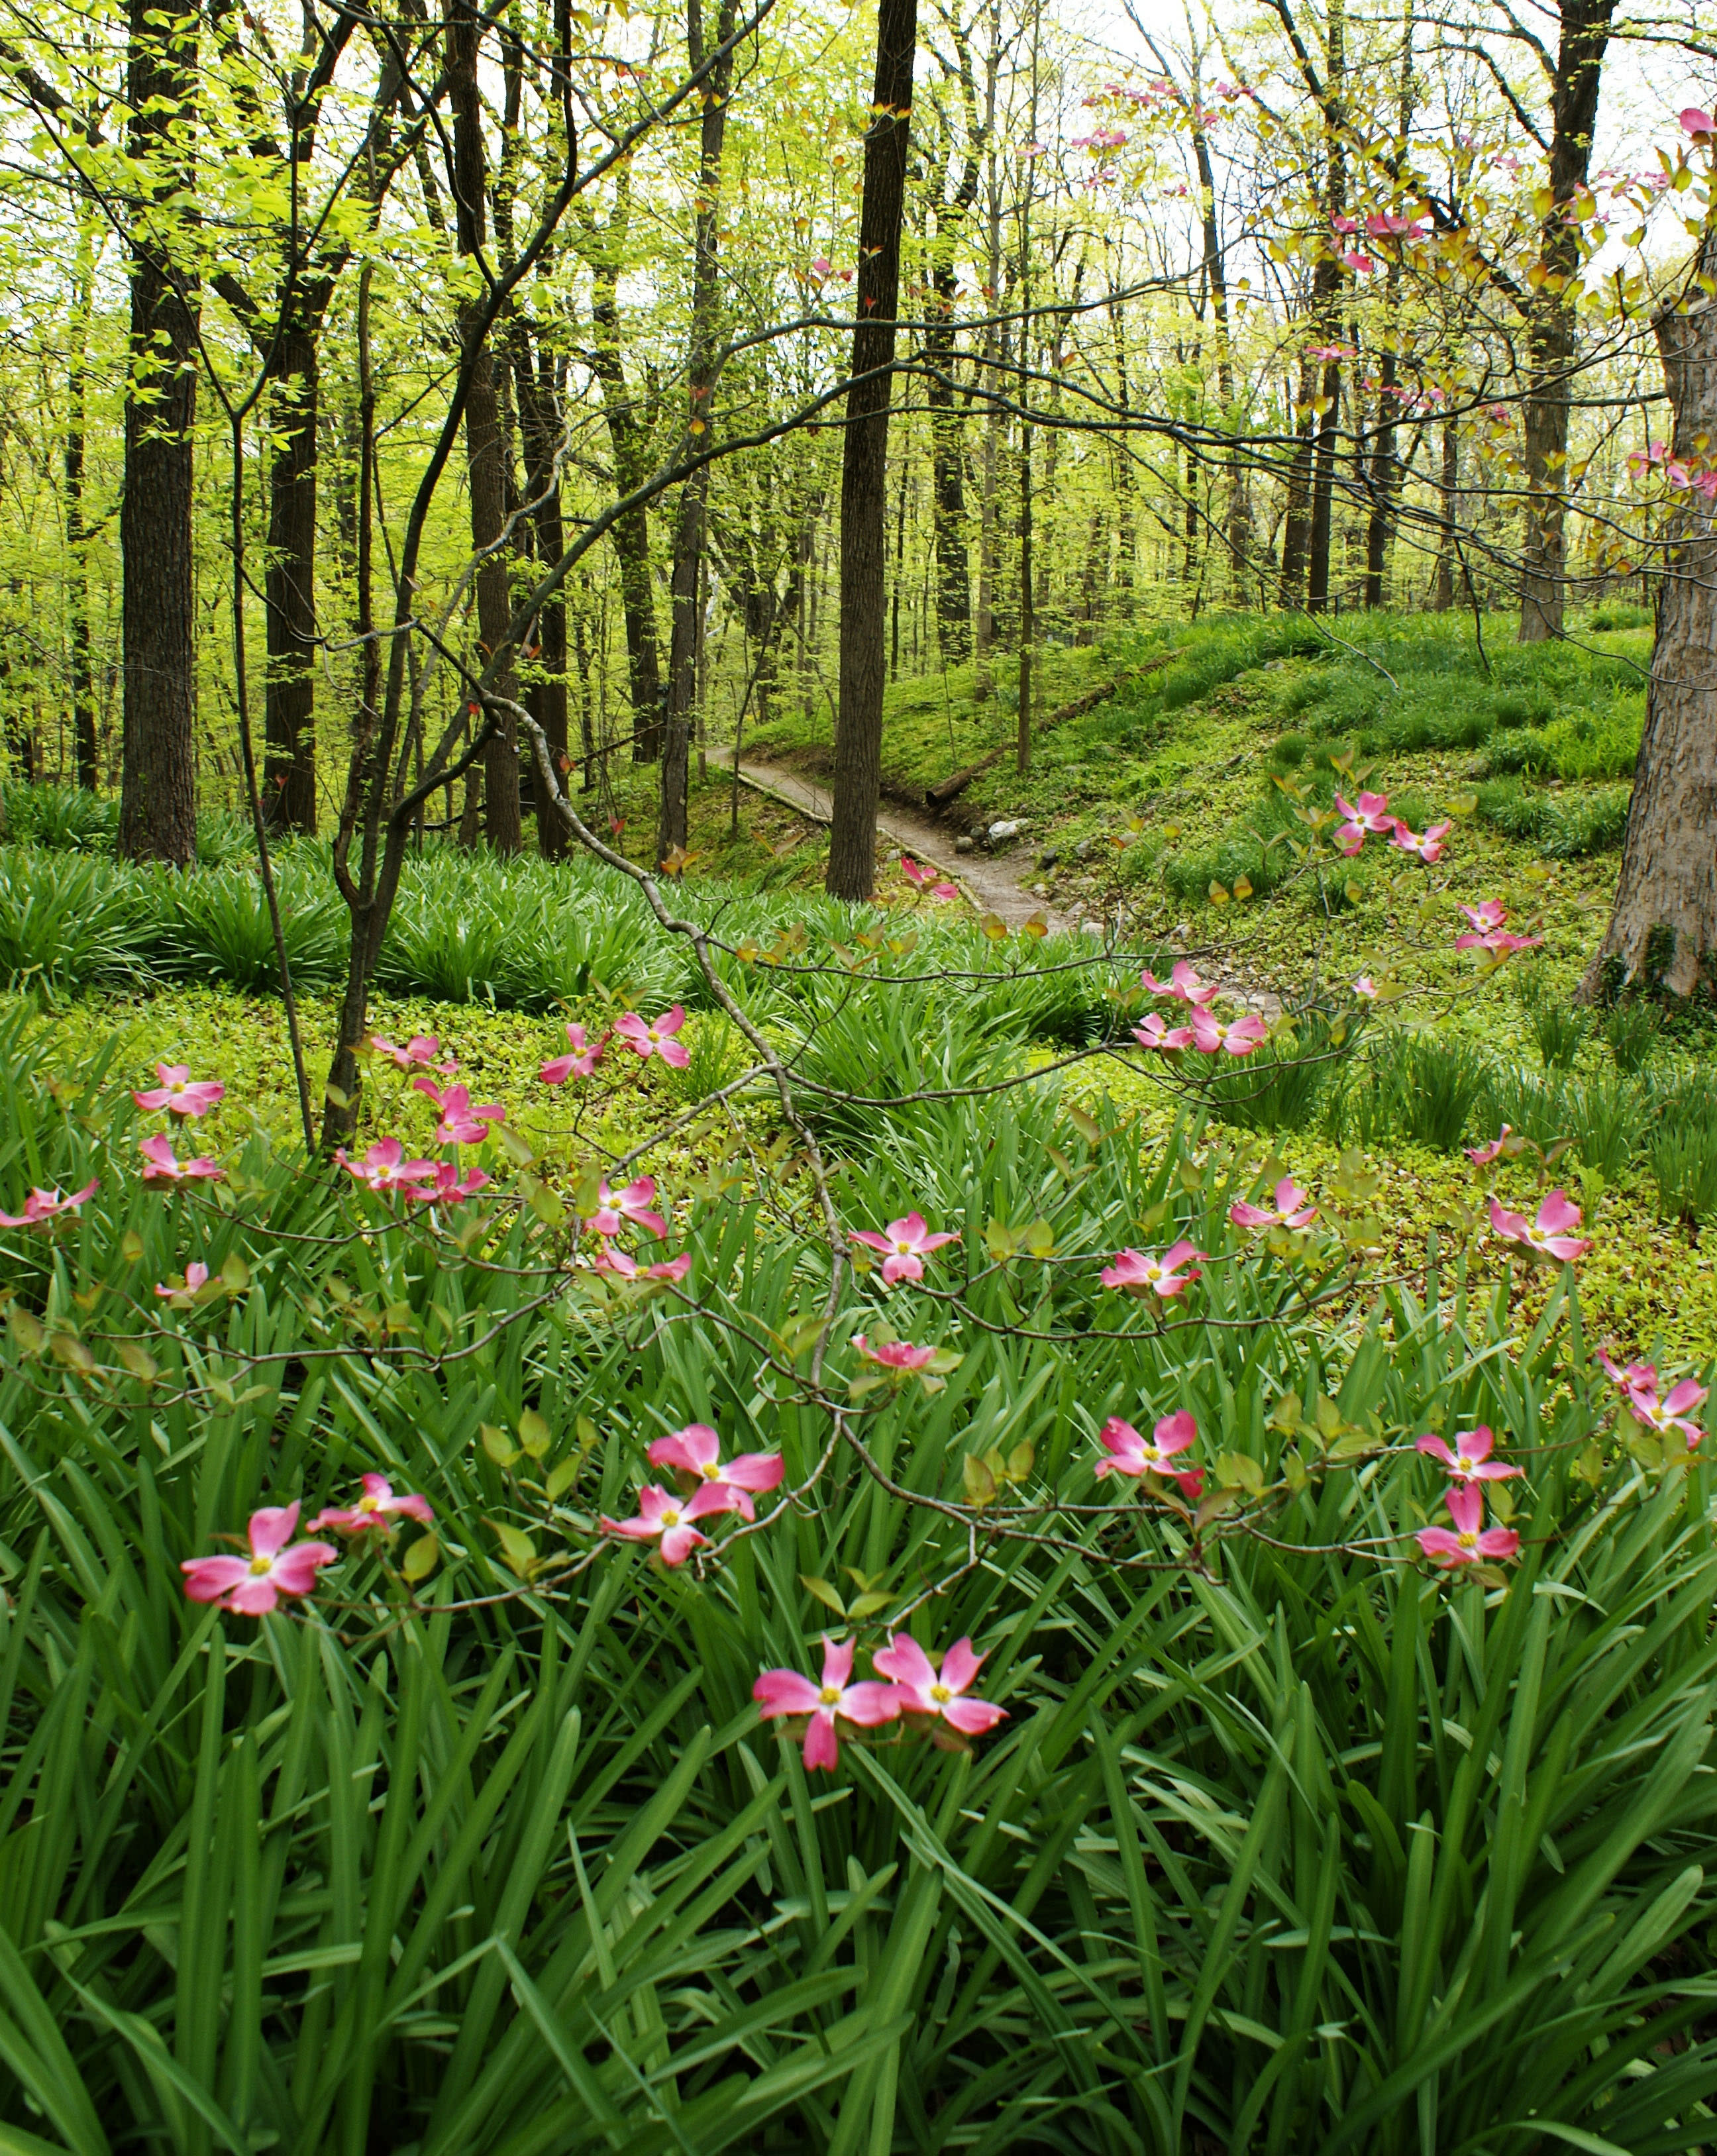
[1475,780,1633,858]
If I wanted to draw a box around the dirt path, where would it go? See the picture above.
[707,746,1071,933]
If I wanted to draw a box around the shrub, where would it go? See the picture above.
[1203,1009,1352,1133]
[1516,964,1590,1070]
[1337,1030,1492,1153]
[0,847,144,993]
[1270,730,1309,766]
[148,855,348,992]
[1604,997,1663,1074]
[1,782,119,851]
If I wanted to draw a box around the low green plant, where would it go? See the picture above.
[1204,1009,1351,1133]
[1604,996,1663,1074]
[0,846,143,992]
[1516,964,1590,1070]
[149,855,348,992]
[1,781,119,850]
[1335,1030,1492,1153]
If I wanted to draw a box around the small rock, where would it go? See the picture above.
[1031,882,1049,899]
[1073,838,1092,860]
[954,835,974,854]
[1172,921,1191,943]
[1080,919,1105,938]
[1037,849,1059,870]
[988,819,1021,843]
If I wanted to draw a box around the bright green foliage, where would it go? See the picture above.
[0,999,1712,2148]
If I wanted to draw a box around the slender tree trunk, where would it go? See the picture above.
[119,0,199,865]
[1582,239,1717,999]
[449,0,520,852]
[585,239,664,761]
[826,0,917,899]
[1435,421,1458,610]
[659,0,735,862]
[1520,0,1616,643]
[264,323,320,833]
[516,341,570,859]
[1280,368,1314,608]
[66,277,95,791]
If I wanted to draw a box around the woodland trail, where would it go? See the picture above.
[705,745,1072,933]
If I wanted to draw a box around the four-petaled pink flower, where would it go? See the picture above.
[647,1421,786,1519]
[1457,925,1543,956]
[853,1335,937,1372]
[1459,899,1508,935]
[1333,791,1393,854]
[872,1633,1007,1735]
[312,1473,435,1534]
[1597,1349,1660,1402]
[406,1162,490,1206]
[590,1176,667,1239]
[1489,1189,1590,1263]
[1095,1409,1204,1498]
[1681,107,1715,139]
[155,1261,211,1302]
[413,1079,506,1146]
[541,1023,609,1084]
[1353,974,1380,1000]
[900,855,959,900]
[852,1210,959,1285]
[1415,1425,1520,1483]
[1342,250,1375,273]
[1230,1176,1317,1231]
[180,1501,338,1615]
[0,1179,97,1229]
[336,1137,438,1196]
[370,1033,446,1072]
[1465,1126,1513,1168]
[1134,1012,1196,1052]
[1390,819,1452,863]
[1141,959,1219,1007]
[1600,1354,1708,1447]
[615,1006,690,1068]
[140,1135,223,1185]
[753,1635,900,1771]
[601,1481,732,1565]
[1190,1009,1268,1056]
[1366,211,1426,239]
[1100,1241,1204,1298]
[590,1244,692,1282]
[1416,1482,1520,1568]
[132,1064,225,1119]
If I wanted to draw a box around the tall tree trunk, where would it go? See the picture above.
[925,36,980,663]
[825,0,917,900]
[584,231,664,760]
[660,0,735,863]
[1581,241,1717,1000]
[264,323,319,833]
[516,340,570,859]
[1520,0,1616,643]
[448,0,520,852]
[1279,368,1314,607]
[1435,422,1458,610]
[119,0,199,866]
[66,224,96,791]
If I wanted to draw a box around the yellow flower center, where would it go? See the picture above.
[358,1495,380,1511]
[894,1240,911,1253]
[660,1508,681,1528]
[1455,1456,1473,1474]
[249,1555,273,1575]
[1457,1531,1479,1550]
[699,1461,721,1478]
[930,1683,951,1704]
[819,1684,843,1706]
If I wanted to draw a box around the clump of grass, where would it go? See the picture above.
[1204,1011,1353,1135]
[1604,998,1662,1074]
[1,782,119,852]
[1516,964,1590,1071]
[0,847,143,993]
[1333,1031,1492,1153]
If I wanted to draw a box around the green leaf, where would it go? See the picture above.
[480,1423,518,1468]
[517,1408,551,1459]
[401,1532,439,1583]
[487,1519,537,1575]
[800,1574,847,1617]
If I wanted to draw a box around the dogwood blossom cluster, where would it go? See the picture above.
[601,1423,786,1562]
[753,1631,1005,1771]
[1598,1354,1708,1449]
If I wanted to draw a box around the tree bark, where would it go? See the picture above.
[660,0,735,864]
[1519,0,1616,644]
[1582,251,1717,1001]
[826,0,917,899]
[584,232,664,761]
[263,322,320,833]
[449,0,521,852]
[119,0,199,866]
[515,336,570,859]
[925,36,980,662]
[66,297,95,790]
[1435,421,1458,611]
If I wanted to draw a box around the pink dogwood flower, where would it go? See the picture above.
[871,1633,1007,1735]
[1141,959,1220,1006]
[1333,790,1393,854]
[1135,1013,1196,1051]
[1341,250,1375,273]
[541,1023,610,1084]
[1095,1409,1203,1498]
[1465,1126,1514,1169]
[370,1033,446,1072]
[1415,1424,1521,1483]
[413,1080,505,1146]
[180,1501,338,1615]
[1460,898,1508,935]
[1366,211,1426,239]
[1416,1482,1520,1567]
[601,1481,732,1565]
[853,1335,937,1372]
[139,1134,224,1185]
[1489,1189,1591,1263]
[614,1007,690,1068]
[900,855,959,899]
[1353,974,1380,1000]
[851,1210,959,1285]
[1597,1349,1660,1401]
[1390,819,1453,862]
[588,1245,692,1283]
[132,1064,225,1119]
[336,1137,439,1196]
[1457,923,1543,955]
[312,1473,434,1534]
[155,1261,211,1302]
[752,1635,900,1771]
[1681,107,1715,140]
[1629,1377,1708,1447]
[1100,1241,1204,1298]
[405,1162,490,1205]
[0,1179,97,1229]
[1230,1176,1318,1231]
[647,1421,786,1519]
[589,1176,667,1239]
[1190,1008,1269,1056]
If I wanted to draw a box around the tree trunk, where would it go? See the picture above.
[585,245,664,762]
[1279,371,1314,608]
[1435,422,1458,611]
[925,80,979,663]
[119,0,199,866]
[1519,0,1616,643]
[660,0,735,864]
[448,0,520,851]
[66,338,95,792]
[826,0,917,900]
[515,338,570,860]
[263,323,320,833]
[1582,252,1717,1001]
